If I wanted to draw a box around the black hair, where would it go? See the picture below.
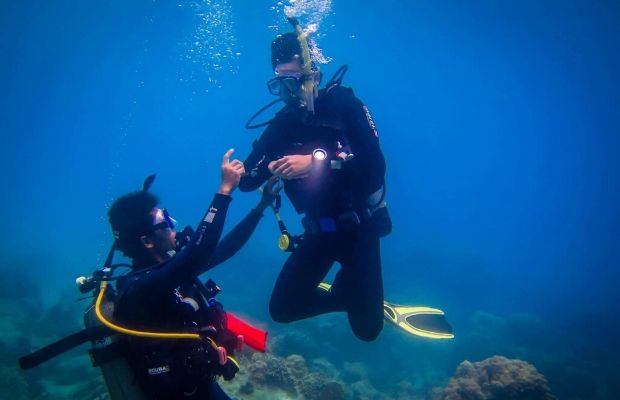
[271,32,305,69]
[108,191,159,259]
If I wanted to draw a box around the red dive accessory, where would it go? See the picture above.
[225,312,267,353]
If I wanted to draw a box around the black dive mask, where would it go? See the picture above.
[267,74,303,105]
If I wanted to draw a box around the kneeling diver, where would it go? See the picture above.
[20,149,281,399]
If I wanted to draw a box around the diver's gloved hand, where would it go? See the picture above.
[256,176,283,213]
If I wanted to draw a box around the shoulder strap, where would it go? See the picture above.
[325,64,348,91]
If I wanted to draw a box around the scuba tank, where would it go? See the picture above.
[81,245,148,400]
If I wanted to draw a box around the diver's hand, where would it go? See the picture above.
[256,176,284,213]
[268,154,312,180]
[219,149,245,195]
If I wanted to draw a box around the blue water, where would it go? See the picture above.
[1,1,619,399]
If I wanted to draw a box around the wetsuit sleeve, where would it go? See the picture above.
[123,193,232,297]
[339,89,386,196]
[239,126,279,192]
[198,208,264,273]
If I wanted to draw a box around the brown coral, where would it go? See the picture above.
[298,372,345,400]
[245,352,298,394]
[285,353,309,380]
[438,356,556,400]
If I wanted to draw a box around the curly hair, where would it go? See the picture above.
[108,191,159,259]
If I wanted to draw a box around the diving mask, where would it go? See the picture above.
[149,208,177,233]
[267,73,305,105]
[267,73,303,96]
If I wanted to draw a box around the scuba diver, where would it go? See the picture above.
[241,18,454,342]
[19,149,282,399]
[239,21,392,342]
[104,149,270,399]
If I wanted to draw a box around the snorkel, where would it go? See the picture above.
[286,16,316,114]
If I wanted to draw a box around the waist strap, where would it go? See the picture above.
[302,209,370,234]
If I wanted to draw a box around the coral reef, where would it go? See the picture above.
[246,352,298,395]
[0,264,578,400]
[225,350,349,400]
[437,356,556,400]
[297,372,345,400]
[285,354,309,380]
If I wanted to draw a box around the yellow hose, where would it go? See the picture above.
[95,280,212,343]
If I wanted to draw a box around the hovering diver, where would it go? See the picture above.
[241,17,454,342]
[240,18,391,342]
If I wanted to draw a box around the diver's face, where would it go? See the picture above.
[274,60,304,104]
[147,208,177,254]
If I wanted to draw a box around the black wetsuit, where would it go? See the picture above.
[240,86,389,341]
[114,193,264,399]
